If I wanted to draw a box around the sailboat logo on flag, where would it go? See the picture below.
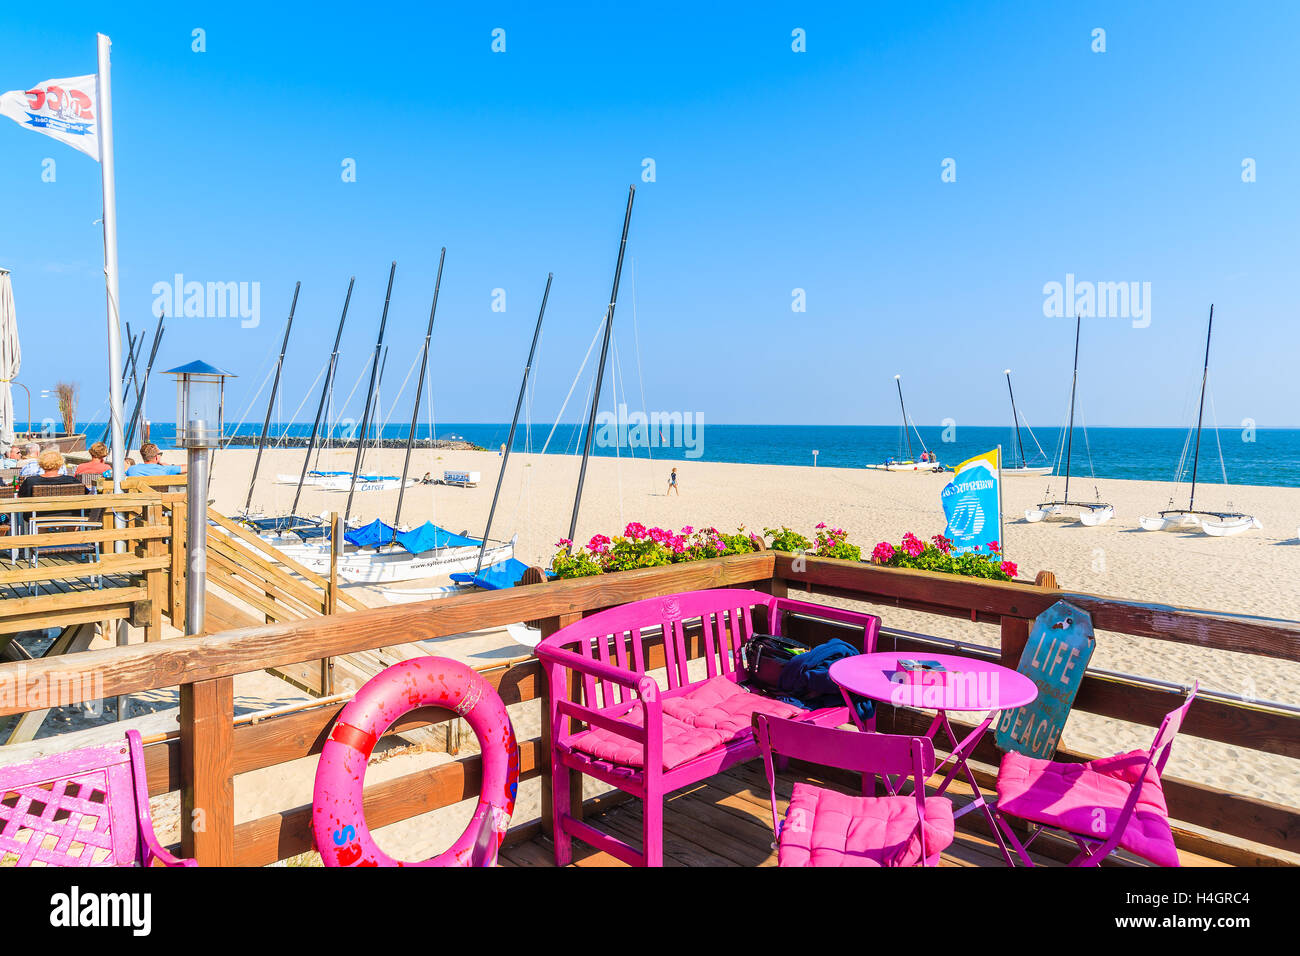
[1,75,100,159]
[940,448,1002,554]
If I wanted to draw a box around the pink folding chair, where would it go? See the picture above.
[0,729,194,867]
[751,713,955,866]
[992,683,1199,867]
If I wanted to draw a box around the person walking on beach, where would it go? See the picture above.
[667,468,679,496]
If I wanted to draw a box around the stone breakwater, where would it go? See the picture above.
[221,437,484,451]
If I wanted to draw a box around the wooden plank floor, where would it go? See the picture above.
[503,764,1228,868]
[0,554,138,602]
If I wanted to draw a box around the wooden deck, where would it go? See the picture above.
[501,762,1230,868]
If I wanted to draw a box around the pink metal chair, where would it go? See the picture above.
[752,713,955,866]
[0,729,194,867]
[992,683,1199,867]
[537,588,880,867]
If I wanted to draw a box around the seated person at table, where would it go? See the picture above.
[0,439,17,468]
[19,451,83,497]
[124,443,185,477]
[74,441,112,477]
[17,442,44,478]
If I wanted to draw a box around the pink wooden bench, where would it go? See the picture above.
[0,729,194,867]
[536,587,880,866]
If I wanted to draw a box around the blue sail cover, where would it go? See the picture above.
[344,519,398,548]
[449,557,532,590]
[395,521,479,554]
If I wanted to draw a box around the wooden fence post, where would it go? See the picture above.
[180,676,235,865]
[145,503,163,642]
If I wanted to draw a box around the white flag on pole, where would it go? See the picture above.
[0,74,100,160]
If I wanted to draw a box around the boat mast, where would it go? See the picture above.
[124,315,164,452]
[344,262,396,526]
[1063,315,1081,502]
[1004,369,1026,468]
[393,249,445,535]
[894,374,913,460]
[477,272,552,575]
[243,282,299,513]
[568,185,636,545]
[1188,304,1214,514]
[290,277,354,518]
[101,331,140,446]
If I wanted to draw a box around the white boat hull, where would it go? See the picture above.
[287,540,515,584]
[315,476,418,493]
[1003,466,1053,478]
[866,461,943,472]
[1078,505,1114,526]
[1025,503,1113,525]
[378,583,465,603]
[1139,513,1202,532]
[1201,516,1262,537]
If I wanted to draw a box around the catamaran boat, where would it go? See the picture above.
[1024,317,1114,526]
[1138,306,1261,537]
[866,375,945,472]
[1001,369,1053,477]
[273,519,517,584]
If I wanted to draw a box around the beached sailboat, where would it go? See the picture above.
[1024,317,1114,525]
[865,375,944,471]
[1002,369,1052,477]
[1139,306,1261,536]
[239,277,356,544]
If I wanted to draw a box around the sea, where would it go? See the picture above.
[64,421,1300,489]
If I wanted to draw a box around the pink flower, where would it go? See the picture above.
[1000,560,1018,578]
[988,540,1001,553]
[624,521,647,540]
[815,522,827,529]
[555,538,572,548]
[871,541,896,563]
[680,525,694,535]
[587,534,611,554]
[930,534,952,554]
[901,532,924,558]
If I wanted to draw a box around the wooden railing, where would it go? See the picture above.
[0,490,171,640]
[0,550,1296,866]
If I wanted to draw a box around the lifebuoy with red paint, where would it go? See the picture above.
[312,657,519,867]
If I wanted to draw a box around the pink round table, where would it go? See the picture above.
[829,651,1038,863]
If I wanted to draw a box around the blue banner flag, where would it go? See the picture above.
[940,447,1002,554]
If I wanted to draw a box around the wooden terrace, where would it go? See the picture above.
[0,534,1296,867]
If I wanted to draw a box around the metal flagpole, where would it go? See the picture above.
[244,282,299,512]
[477,272,551,576]
[394,249,445,534]
[568,185,635,545]
[97,33,125,495]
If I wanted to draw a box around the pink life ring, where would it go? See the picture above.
[312,657,519,867]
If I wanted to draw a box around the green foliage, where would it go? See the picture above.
[764,526,813,553]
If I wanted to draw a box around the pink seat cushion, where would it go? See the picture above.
[568,706,725,771]
[996,750,1179,867]
[663,676,803,742]
[777,782,955,867]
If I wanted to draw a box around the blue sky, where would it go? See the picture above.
[1,1,1296,433]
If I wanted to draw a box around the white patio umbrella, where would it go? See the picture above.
[0,268,19,446]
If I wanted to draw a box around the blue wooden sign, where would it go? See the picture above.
[995,599,1095,759]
